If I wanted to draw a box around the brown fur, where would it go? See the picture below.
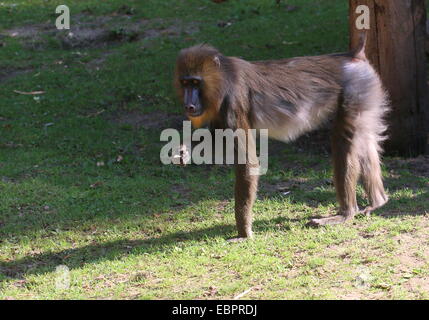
[175,41,389,237]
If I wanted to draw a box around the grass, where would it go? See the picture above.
[0,0,428,299]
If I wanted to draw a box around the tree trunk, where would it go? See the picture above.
[349,0,429,156]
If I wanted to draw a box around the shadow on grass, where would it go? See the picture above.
[0,216,295,282]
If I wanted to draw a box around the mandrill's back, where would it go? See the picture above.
[233,52,381,142]
[253,54,351,89]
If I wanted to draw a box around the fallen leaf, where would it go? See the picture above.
[285,5,299,12]
[85,109,105,118]
[375,283,392,290]
[234,287,253,300]
[282,41,299,45]
[217,21,232,28]
[203,286,218,297]
[14,90,45,95]
[90,181,103,188]
[13,280,27,288]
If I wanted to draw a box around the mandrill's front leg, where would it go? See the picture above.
[229,124,260,241]
[232,163,259,240]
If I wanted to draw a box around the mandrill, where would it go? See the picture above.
[174,36,389,241]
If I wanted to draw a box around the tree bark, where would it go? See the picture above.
[349,0,429,156]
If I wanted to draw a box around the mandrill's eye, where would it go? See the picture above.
[180,76,202,87]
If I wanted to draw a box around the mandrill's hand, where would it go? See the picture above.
[172,144,191,166]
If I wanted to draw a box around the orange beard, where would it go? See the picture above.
[188,108,216,128]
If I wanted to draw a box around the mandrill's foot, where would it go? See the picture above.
[308,215,353,227]
[360,195,389,217]
[360,206,374,217]
[228,230,253,242]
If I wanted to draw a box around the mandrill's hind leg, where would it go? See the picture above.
[310,59,389,227]
[358,119,388,216]
[310,107,361,226]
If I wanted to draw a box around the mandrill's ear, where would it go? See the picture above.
[213,56,221,68]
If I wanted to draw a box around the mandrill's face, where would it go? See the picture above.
[178,75,204,117]
[174,44,224,128]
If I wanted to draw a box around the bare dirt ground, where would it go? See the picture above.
[112,110,186,130]
[1,13,199,50]
[0,11,199,84]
